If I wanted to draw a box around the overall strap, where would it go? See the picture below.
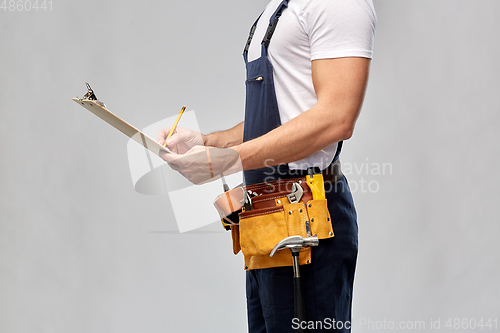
[261,0,289,53]
[333,141,343,162]
[243,13,262,63]
[243,0,290,62]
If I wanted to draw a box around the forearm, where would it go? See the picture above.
[203,121,244,148]
[234,103,356,170]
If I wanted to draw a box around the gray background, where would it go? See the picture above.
[1,0,499,332]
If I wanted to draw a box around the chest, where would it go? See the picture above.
[247,0,311,64]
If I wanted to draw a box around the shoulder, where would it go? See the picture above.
[297,0,376,22]
[296,0,377,35]
[295,0,377,60]
[297,0,375,10]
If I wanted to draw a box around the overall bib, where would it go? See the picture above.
[242,1,358,332]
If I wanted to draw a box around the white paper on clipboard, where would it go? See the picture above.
[72,97,172,156]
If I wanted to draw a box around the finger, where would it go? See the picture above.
[193,173,221,185]
[159,151,169,161]
[157,127,173,145]
[168,162,183,172]
[161,152,182,164]
[165,129,189,148]
[160,148,187,164]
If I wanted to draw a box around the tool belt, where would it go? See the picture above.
[214,160,343,270]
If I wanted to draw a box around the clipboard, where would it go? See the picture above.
[72,83,171,156]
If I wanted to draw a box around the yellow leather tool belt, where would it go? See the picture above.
[214,160,343,270]
[236,177,334,270]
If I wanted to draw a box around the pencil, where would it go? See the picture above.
[164,105,186,147]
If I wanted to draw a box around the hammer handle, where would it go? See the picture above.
[294,276,307,332]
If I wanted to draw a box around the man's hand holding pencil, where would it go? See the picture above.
[157,107,242,185]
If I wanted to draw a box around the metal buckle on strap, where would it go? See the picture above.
[262,19,279,48]
[244,25,257,54]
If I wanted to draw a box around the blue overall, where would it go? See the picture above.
[242,1,358,332]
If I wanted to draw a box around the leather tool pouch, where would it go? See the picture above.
[237,178,334,270]
[214,160,343,270]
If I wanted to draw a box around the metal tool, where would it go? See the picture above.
[243,191,253,212]
[286,183,310,236]
[287,182,304,204]
[271,235,319,332]
[221,176,230,192]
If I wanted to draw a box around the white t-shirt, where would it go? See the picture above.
[247,0,377,170]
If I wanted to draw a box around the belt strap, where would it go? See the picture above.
[214,160,343,226]
[318,158,343,184]
[246,159,343,196]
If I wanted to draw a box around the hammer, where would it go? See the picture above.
[271,235,319,332]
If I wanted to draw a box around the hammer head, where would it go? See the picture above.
[270,235,319,257]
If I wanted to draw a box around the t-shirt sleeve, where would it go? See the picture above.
[300,0,377,60]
